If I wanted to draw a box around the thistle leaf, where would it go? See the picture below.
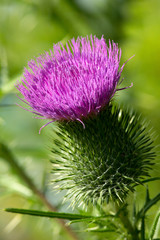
[85,228,116,233]
[136,193,160,223]
[5,208,93,220]
[4,208,116,221]
[138,177,160,185]
[67,214,117,225]
[149,210,160,240]
[145,186,150,204]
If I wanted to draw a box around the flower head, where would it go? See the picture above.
[16,35,155,207]
[17,35,131,130]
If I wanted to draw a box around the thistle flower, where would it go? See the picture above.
[16,35,131,131]
[16,35,155,207]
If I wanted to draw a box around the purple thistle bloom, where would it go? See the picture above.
[16,35,132,132]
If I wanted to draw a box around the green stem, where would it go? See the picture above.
[0,143,79,240]
[141,217,145,240]
[115,203,140,240]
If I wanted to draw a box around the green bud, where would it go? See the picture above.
[51,104,155,207]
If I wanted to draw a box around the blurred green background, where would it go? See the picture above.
[0,0,160,239]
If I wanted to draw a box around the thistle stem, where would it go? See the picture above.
[0,143,79,240]
[115,203,140,240]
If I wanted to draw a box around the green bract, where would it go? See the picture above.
[51,104,155,207]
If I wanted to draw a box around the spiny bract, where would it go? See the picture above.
[51,104,155,207]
